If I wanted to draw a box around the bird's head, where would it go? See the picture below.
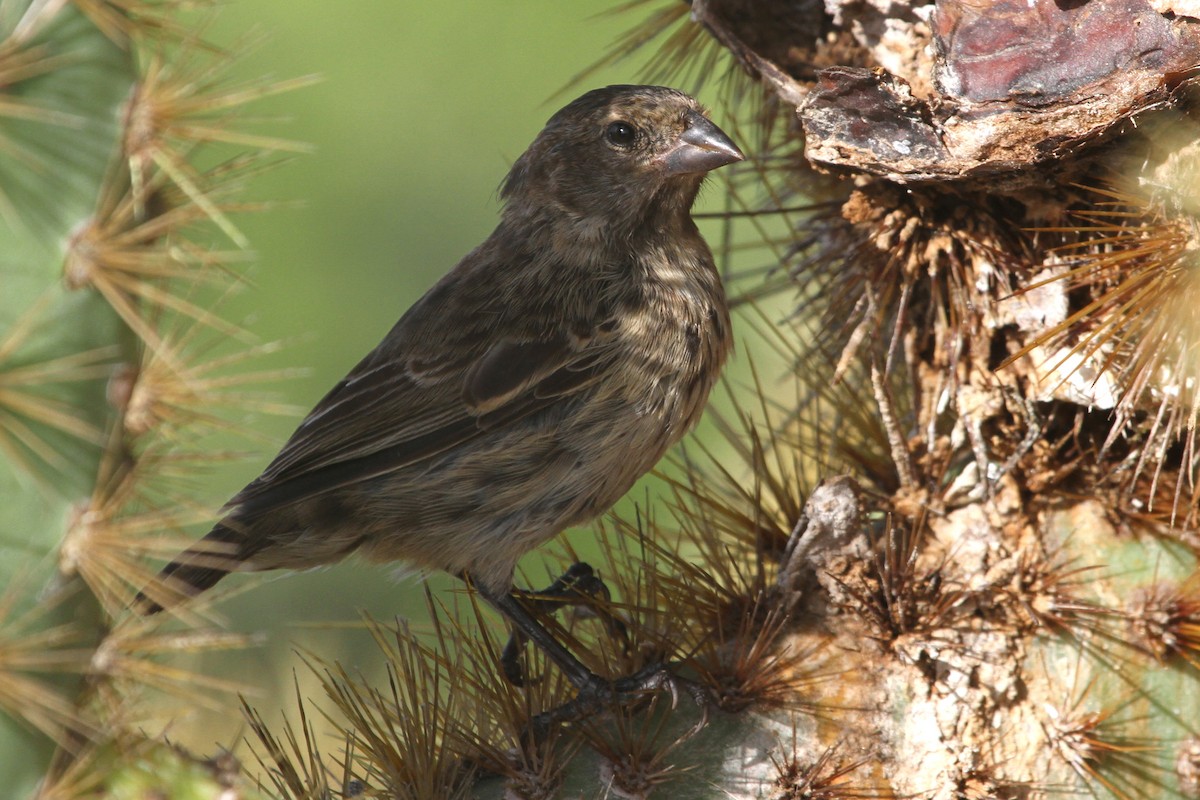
[500,85,743,235]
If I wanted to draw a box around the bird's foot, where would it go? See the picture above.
[526,661,713,741]
[612,661,710,711]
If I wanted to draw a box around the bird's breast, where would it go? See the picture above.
[606,277,731,437]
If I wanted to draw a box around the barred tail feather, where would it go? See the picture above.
[134,523,246,614]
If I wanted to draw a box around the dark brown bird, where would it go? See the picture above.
[138,85,741,694]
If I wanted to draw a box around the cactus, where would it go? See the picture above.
[11,1,1200,798]
[1,3,134,791]
[1,1,311,795]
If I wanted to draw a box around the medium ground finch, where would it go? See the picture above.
[139,84,742,694]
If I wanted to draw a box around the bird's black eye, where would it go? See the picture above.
[605,120,637,147]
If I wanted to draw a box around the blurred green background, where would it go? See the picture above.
[159,0,761,754]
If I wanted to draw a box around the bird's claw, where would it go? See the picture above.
[611,663,713,737]
[526,661,713,741]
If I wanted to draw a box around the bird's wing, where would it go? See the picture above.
[228,291,614,517]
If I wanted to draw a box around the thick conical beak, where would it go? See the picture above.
[662,111,744,176]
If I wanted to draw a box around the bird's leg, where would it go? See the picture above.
[499,562,628,686]
[469,568,713,737]
[473,574,602,692]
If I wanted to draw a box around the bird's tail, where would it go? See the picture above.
[134,522,248,614]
